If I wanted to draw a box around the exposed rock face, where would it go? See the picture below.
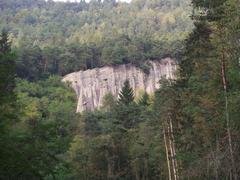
[63,58,177,112]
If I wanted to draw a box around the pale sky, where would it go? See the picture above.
[53,0,132,3]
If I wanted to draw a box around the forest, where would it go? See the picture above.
[0,0,192,80]
[0,0,240,179]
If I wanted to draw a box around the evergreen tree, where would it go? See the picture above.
[118,80,134,105]
[154,79,181,180]
[0,30,18,179]
[0,30,16,127]
[0,30,11,53]
[138,92,150,106]
[178,0,240,178]
[0,30,15,108]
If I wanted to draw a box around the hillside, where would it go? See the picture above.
[0,0,192,80]
[1,0,240,179]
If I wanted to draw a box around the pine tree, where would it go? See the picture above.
[118,80,134,105]
[0,30,16,122]
[138,92,150,106]
[178,0,240,178]
[0,30,11,53]
[0,30,18,179]
[154,80,180,180]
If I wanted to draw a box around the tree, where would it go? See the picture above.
[138,92,150,106]
[177,0,240,179]
[0,0,193,80]
[0,30,16,128]
[118,80,134,105]
[154,80,180,180]
[0,30,18,179]
[0,74,78,179]
[0,30,15,108]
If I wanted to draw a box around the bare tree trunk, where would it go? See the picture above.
[169,116,180,180]
[167,120,178,180]
[164,128,172,180]
[215,136,220,180]
[144,157,149,180]
[221,50,237,180]
[133,159,140,180]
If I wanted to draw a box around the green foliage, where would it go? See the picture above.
[0,76,79,179]
[138,92,150,106]
[118,80,134,105]
[65,83,164,179]
[101,93,116,111]
[0,30,16,111]
[176,0,240,178]
[1,0,240,179]
[0,0,193,80]
[0,30,18,179]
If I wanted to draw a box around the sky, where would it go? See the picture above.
[53,0,132,3]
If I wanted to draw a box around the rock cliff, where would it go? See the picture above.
[63,58,177,112]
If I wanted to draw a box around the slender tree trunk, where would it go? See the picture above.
[169,115,179,180]
[164,128,172,180]
[136,167,140,180]
[144,157,149,180]
[215,136,220,180]
[220,48,237,180]
[134,160,140,180]
[167,120,178,180]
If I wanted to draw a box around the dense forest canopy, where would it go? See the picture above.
[0,0,192,80]
[1,0,240,179]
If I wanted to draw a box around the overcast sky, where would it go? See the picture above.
[53,0,132,3]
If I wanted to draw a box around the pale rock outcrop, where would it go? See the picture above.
[63,58,177,112]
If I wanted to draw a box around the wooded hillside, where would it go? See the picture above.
[1,0,240,179]
[0,0,192,80]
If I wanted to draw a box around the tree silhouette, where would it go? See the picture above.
[118,80,134,105]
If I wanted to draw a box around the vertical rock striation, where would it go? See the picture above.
[63,58,177,112]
